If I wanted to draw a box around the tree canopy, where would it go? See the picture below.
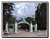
[35,3,46,30]
[3,3,15,31]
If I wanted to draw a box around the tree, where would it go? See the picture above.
[25,17,33,23]
[35,3,46,30]
[18,23,29,29]
[3,3,14,31]
[25,17,35,25]
[8,15,16,23]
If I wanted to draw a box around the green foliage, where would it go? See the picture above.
[35,3,46,30]
[25,17,33,23]
[3,3,15,31]
[8,16,16,23]
[3,3,14,22]
[18,23,29,29]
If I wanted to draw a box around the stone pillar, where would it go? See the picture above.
[15,22,18,33]
[30,23,33,32]
[35,24,37,31]
[6,22,8,32]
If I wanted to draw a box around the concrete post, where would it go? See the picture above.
[15,22,18,33]
[6,22,8,32]
[35,23,37,31]
[30,23,33,32]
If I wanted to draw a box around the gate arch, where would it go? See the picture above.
[18,19,30,25]
[18,23,30,30]
[17,19,30,31]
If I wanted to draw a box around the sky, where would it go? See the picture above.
[12,2,39,20]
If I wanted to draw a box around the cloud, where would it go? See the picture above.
[13,3,39,20]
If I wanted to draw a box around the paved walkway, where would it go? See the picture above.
[2,30,47,37]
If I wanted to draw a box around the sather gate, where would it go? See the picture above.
[4,19,37,33]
